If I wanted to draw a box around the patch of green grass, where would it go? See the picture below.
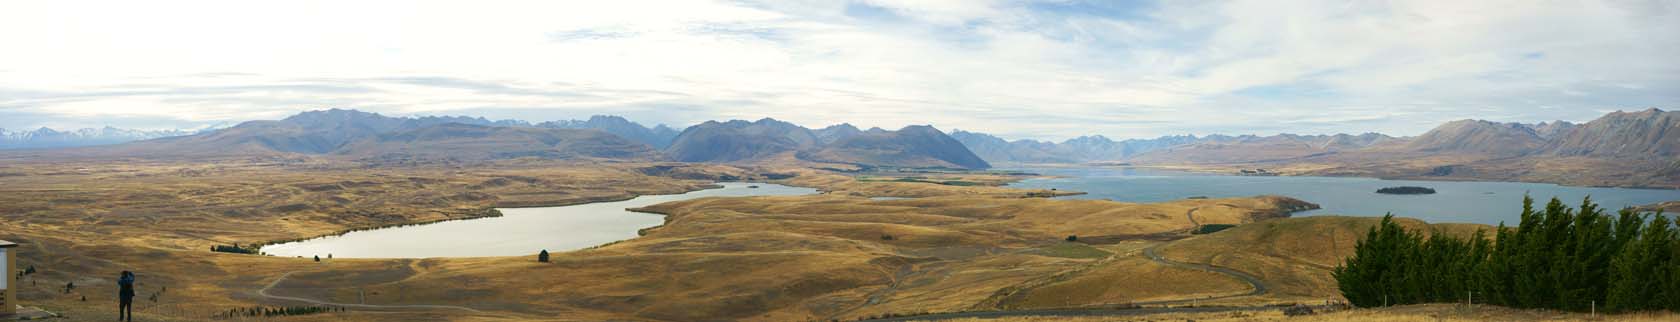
[1034,242,1112,259]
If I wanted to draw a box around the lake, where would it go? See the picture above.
[262,182,818,258]
[1005,166,1680,226]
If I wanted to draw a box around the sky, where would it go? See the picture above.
[1,0,1675,141]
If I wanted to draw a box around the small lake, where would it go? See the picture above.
[1006,166,1680,226]
[263,182,818,258]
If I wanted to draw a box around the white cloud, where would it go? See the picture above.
[0,0,1674,139]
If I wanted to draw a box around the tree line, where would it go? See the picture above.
[1334,196,1679,313]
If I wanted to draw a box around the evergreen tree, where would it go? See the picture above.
[538,249,550,263]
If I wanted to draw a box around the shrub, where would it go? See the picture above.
[538,250,550,262]
[1193,224,1237,234]
[211,243,258,254]
[1065,235,1078,242]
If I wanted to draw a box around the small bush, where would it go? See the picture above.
[211,243,258,254]
[1065,235,1078,242]
[217,305,345,319]
[1283,304,1316,316]
[538,249,550,262]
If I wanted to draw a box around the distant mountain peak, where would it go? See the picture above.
[536,115,678,149]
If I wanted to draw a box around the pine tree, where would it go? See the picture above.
[538,249,550,263]
[1606,213,1669,312]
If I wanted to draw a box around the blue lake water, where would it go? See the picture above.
[1005,166,1680,226]
[263,182,817,258]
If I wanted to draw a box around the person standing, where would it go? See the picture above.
[117,271,135,322]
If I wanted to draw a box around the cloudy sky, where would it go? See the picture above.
[1,0,1675,140]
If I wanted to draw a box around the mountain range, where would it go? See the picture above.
[951,130,1399,165]
[1109,108,1677,188]
[666,118,989,169]
[7,107,1675,186]
[1118,108,1674,163]
[0,126,208,149]
[18,109,990,169]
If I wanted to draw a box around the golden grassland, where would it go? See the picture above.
[4,156,1665,321]
[0,157,761,319]
[0,156,1298,321]
[1155,216,1489,305]
[925,303,1680,321]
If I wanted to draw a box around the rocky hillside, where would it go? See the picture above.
[1401,120,1545,156]
[1547,108,1677,158]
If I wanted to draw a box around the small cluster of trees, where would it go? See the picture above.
[1193,224,1237,234]
[1334,196,1680,313]
[210,243,258,254]
[216,305,344,319]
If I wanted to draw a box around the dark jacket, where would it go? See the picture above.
[118,274,136,298]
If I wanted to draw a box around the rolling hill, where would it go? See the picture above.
[799,125,991,169]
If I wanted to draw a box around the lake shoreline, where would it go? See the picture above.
[1003,163,1680,191]
[260,182,818,258]
[1002,165,1680,226]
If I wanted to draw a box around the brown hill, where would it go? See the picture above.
[1548,108,1679,158]
[333,123,661,161]
[1401,119,1544,156]
[799,125,991,169]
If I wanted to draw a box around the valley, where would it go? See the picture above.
[0,108,1674,321]
[0,156,1319,321]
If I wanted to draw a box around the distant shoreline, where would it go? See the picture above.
[993,163,1680,191]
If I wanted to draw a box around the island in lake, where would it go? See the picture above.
[1377,186,1437,195]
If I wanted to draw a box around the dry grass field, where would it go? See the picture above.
[925,303,1680,321]
[1155,216,1489,304]
[0,156,1326,321]
[15,156,1631,322]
